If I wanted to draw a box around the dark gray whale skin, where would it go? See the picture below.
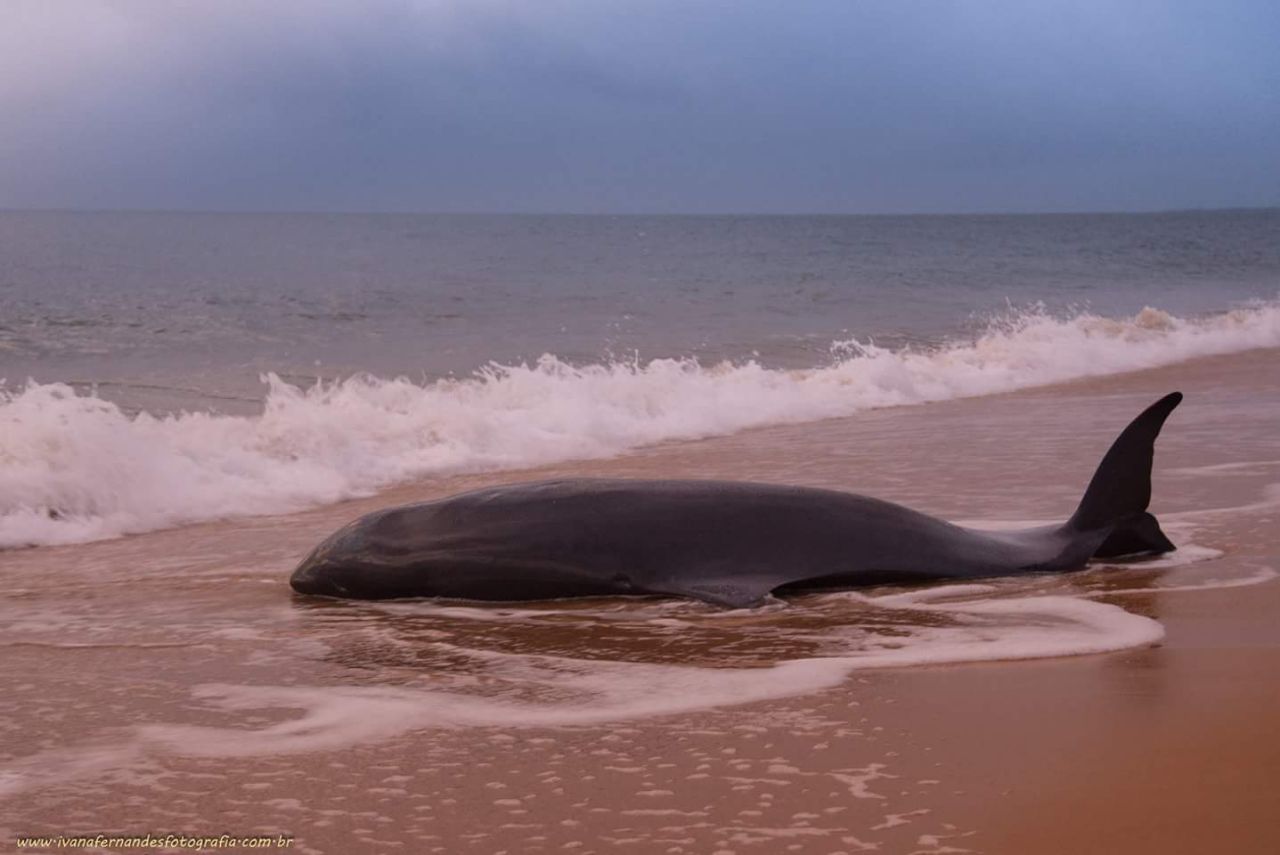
[291,393,1182,608]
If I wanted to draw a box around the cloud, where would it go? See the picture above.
[2,0,1277,212]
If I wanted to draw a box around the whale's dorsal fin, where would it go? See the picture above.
[1064,391,1181,558]
[1069,392,1181,530]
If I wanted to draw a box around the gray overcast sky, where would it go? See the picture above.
[2,0,1277,214]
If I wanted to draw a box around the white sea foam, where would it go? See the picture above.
[0,586,1169,792]
[3,302,1278,547]
[104,587,1159,762]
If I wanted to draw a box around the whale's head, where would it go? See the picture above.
[289,512,432,599]
[288,546,361,598]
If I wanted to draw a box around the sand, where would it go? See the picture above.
[2,348,1277,854]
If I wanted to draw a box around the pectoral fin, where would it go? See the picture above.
[653,578,774,609]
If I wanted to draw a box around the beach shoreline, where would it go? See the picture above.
[2,348,1278,854]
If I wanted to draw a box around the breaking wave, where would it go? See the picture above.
[2,302,1278,547]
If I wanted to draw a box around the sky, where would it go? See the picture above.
[2,0,1277,215]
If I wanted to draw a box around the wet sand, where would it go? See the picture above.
[2,348,1278,854]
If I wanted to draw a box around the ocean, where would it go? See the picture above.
[2,208,1277,547]
[5,210,1278,391]
[2,209,1279,851]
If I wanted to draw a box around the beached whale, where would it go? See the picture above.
[290,393,1181,607]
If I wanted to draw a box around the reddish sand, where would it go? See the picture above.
[2,348,1278,854]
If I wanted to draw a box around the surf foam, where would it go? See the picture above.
[134,590,1164,757]
[3,302,1278,547]
[0,585,1166,792]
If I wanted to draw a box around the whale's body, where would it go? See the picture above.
[291,393,1182,607]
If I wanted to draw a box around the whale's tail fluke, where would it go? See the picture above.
[1068,392,1181,557]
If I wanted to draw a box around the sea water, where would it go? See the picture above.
[2,208,1277,546]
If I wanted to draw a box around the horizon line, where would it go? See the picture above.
[2,205,1277,219]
